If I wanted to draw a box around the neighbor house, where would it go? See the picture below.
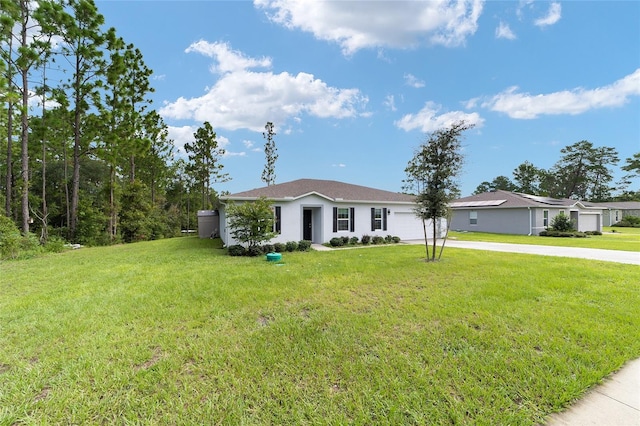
[587,201,640,226]
[219,179,445,246]
[449,190,603,235]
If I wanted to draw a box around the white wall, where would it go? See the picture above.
[220,196,442,246]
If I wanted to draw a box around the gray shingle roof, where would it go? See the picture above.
[221,179,415,203]
[451,190,590,209]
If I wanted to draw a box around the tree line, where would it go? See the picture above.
[0,1,284,248]
[473,141,640,201]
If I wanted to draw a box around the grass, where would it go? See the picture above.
[1,237,639,424]
[449,229,640,252]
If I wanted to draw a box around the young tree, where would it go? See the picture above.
[184,121,230,210]
[226,197,276,252]
[404,120,473,261]
[261,121,278,186]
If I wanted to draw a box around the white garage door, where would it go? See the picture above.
[392,213,445,240]
[578,213,599,232]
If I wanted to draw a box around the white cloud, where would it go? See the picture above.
[254,0,484,55]
[482,68,640,119]
[395,101,484,132]
[160,41,368,131]
[384,95,397,112]
[332,163,346,168]
[534,2,561,27]
[404,73,425,88]
[495,21,516,40]
[186,40,272,74]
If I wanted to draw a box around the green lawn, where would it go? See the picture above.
[1,237,639,424]
[448,229,640,252]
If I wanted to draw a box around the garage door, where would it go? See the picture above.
[392,213,445,240]
[578,213,599,232]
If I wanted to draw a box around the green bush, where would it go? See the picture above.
[285,241,298,252]
[262,244,275,254]
[613,216,640,228]
[585,230,602,236]
[392,236,401,243]
[349,236,359,245]
[539,230,587,238]
[298,240,311,251]
[0,215,22,260]
[361,235,371,245]
[550,212,574,232]
[274,242,286,253]
[330,237,344,247]
[371,236,384,245]
[246,246,263,257]
[44,236,67,253]
[227,245,246,256]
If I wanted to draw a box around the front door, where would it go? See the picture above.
[303,209,312,241]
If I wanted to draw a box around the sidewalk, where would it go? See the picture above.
[546,358,640,425]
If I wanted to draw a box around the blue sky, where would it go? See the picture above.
[96,0,640,197]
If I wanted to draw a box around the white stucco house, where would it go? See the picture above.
[449,190,604,235]
[219,179,445,246]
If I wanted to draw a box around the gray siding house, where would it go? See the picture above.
[588,201,640,226]
[450,190,603,235]
[219,179,445,246]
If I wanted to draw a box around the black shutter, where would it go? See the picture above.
[350,207,355,232]
[333,207,338,232]
[371,208,375,231]
[383,208,387,231]
[275,206,281,234]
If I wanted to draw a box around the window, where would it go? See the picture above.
[371,208,387,231]
[333,207,355,232]
[543,210,549,227]
[469,210,478,225]
[337,208,350,231]
[273,206,281,234]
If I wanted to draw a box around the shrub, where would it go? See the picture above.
[227,245,246,256]
[550,212,574,232]
[0,215,22,260]
[330,237,344,247]
[44,236,67,253]
[262,244,275,254]
[371,236,384,245]
[539,230,587,238]
[392,236,401,243]
[349,236,359,245]
[614,216,640,228]
[274,242,286,253]
[585,231,602,236]
[285,241,298,252]
[361,234,371,245]
[298,240,311,251]
[246,245,263,257]
[341,236,349,245]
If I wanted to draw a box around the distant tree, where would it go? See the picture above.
[512,161,543,194]
[404,121,473,261]
[226,197,276,252]
[549,140,618,200]
[473,175,516,194]
[261,121,278,186]
[622,152,640,177]
[184,121,230,210]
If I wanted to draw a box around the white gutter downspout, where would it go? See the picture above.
[528,207,532,236]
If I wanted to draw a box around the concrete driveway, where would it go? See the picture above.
[405,239,640,265]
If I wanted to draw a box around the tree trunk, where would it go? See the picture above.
[421,217,430,260]
[20,58,30,235]
[70,98,81,240]
[431,216,437,261]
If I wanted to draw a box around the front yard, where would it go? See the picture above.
[1,237,638,424]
